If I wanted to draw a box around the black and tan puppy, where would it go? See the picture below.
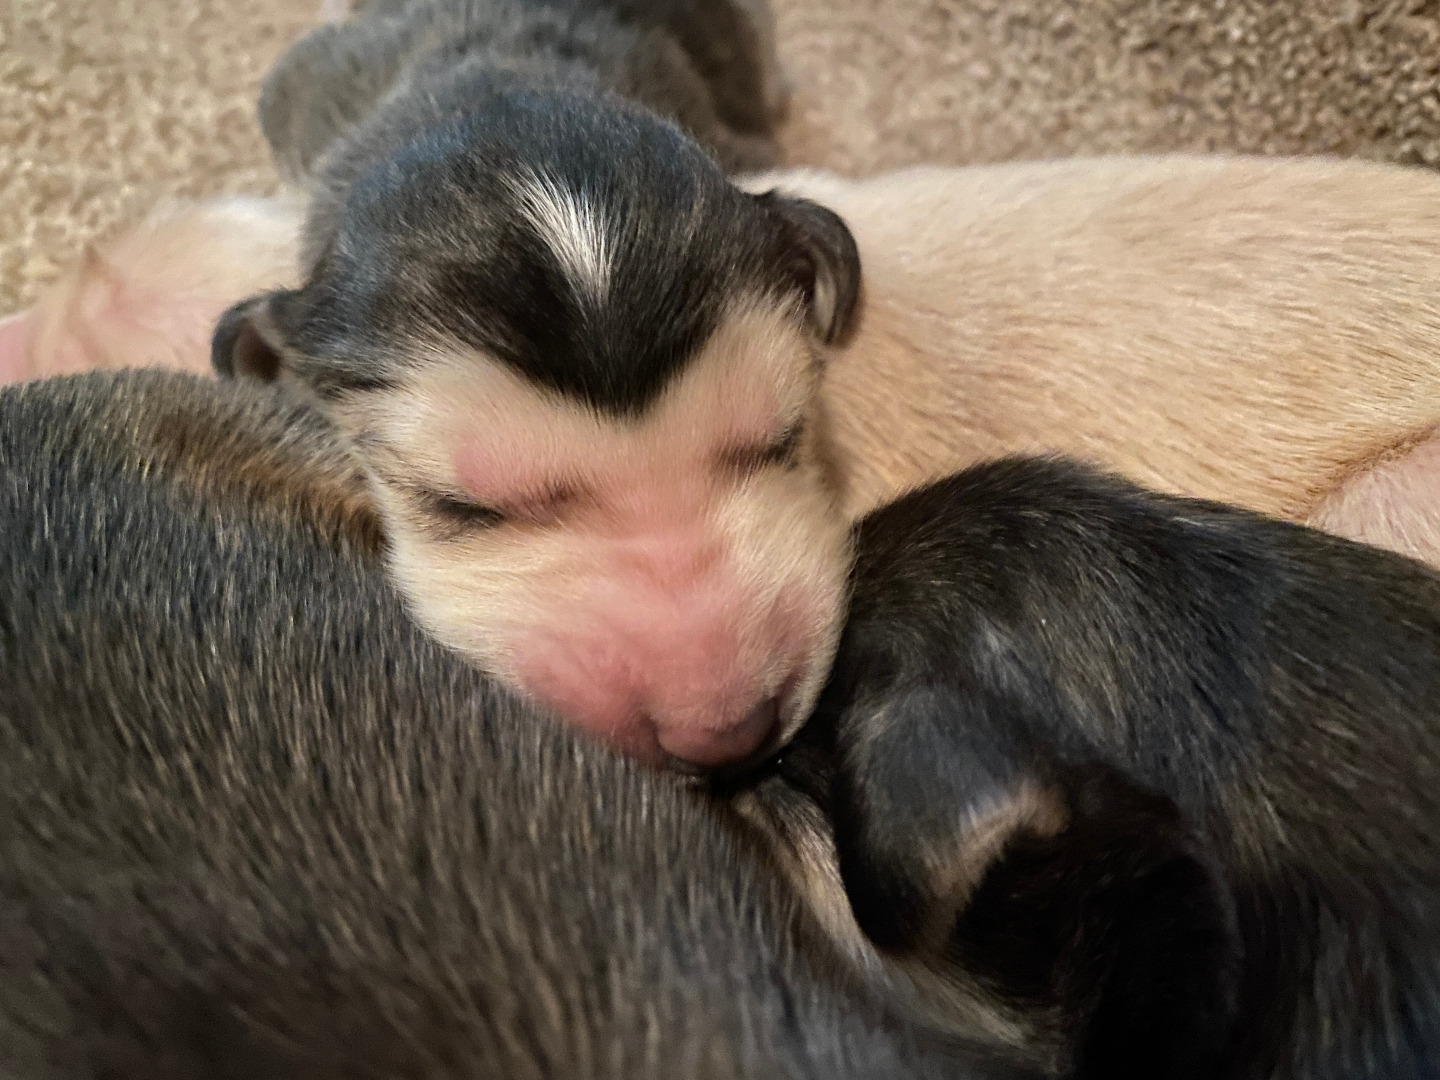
[214,0,861,771]
[0,371,1035,1080]
[792,457,1440,1080]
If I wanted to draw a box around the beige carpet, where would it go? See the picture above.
[4,0,1440,316]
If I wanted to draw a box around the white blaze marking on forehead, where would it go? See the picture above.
[512,171,612,304]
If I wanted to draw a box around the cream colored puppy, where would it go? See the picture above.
[0,198,304,386]
[742,157,1440,565]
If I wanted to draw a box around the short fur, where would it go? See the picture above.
[216,97,854,410]
[261,0,787,186]
[16,153,1440,764]
[0,198,303,385]
[332,298,855,766]
[744,155,1440,568]
[0,370,1034,1080]
[794,455,1440,1079]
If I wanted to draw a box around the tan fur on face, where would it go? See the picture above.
[744,156,1440,566]
[335,296,851,759]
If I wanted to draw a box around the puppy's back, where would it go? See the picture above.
[751,157,1440,536]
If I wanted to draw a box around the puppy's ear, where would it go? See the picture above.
[211,293,295,383]
[822,680,1239,1076]
[757,192,862,347]
[258,16,413,182]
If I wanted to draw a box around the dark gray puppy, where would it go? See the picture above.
[266,0,787,183]
[213,11,864,769]
[788,456,1440,1080]
[0,371,1030,1080]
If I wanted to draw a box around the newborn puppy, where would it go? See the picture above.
[799,457,1440,1079]
[214,39,861,770]
[746,156,1440,568]
[21,153,1440,772]
[212,152,1440,772]
[0,198,303,384]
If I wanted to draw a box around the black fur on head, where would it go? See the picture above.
[213,90,861,415]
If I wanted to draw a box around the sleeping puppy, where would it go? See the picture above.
[789,456,1440,1079]
[210,0,861,771]
[213,152,1440,773]
[0,198,304,383]
[0,368,1262,1079]
[743,156,1440,567]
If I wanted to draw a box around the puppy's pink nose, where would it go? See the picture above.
[653,696,780,769]
[511,567,804,769]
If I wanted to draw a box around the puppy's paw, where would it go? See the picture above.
[821,683,1064,953]
[953,768,1240,1080]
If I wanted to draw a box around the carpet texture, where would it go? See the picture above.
[4,0,1440,316]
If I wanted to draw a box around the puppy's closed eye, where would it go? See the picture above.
[417,484,587,536]
[720,423,802,477]
[424,490,508,530]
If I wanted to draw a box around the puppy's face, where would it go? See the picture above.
[215,97,861,768]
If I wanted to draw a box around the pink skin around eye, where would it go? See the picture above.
[448,362,789,511]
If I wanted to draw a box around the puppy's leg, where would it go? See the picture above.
[0,198,302,386]
[820,684,1238,1080]
[1308,433,1440,571]
[953,769,1239,1080]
